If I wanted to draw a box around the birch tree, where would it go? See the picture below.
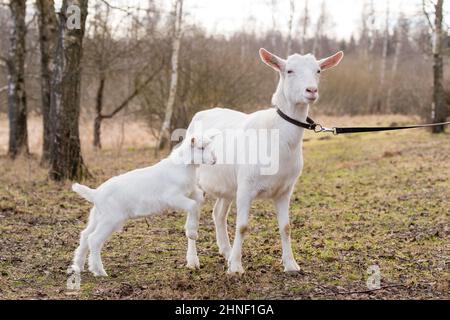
[7,0,28,158]
[299,0,309,54]
[387,13,405,112]
[286,0,295,56]
[49,0,89,180]
[366,0,376,110]
[36,0,58,163]
[312,1,327,57]
[158,0,183,150]
[267,0,278,49]
[423,0,446,133]
[377,0,390,112]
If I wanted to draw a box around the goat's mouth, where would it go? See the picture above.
[304,96,318,103]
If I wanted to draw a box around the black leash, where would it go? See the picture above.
[276,108,450,135]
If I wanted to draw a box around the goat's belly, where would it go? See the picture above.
[197,164,237,199]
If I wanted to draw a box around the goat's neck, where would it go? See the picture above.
[272,83,310,147]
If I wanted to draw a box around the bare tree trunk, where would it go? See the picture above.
[387,15,403,112]
[7,0,28,159]
[366,0,376,111]
[36,0,58,163]
[286,0,295,56]
[431,0,446,133]
[312,0,326,57]
[158,0,183,150]
[93,76,105,149]
[299,0,309,54]
[49,0,89,181]
[268,0,277,49]
[268,0,278,86]
[377,0,390,113]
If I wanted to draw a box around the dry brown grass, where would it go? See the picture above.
[0,114,156,156]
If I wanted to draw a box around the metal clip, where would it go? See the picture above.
[314,124,337,135]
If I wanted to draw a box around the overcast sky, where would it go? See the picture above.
[53,0,449,40]
[184,0,450,39]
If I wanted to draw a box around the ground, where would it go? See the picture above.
[0,115,449,300]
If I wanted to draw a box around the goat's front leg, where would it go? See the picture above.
[227,189,253,275]
[274,193,300,272]
[177,192,203,270]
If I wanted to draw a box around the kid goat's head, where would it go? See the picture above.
[259,48,344,106]
[187,133,217,166]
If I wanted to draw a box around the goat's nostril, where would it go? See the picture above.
[306,87,318,94]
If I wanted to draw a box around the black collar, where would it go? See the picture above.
[275,108,318,131]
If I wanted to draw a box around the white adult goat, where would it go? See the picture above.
[183,48,344,274]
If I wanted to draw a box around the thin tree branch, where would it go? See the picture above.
[336,284,408,295]
[101,62,165,120]
[100,0,158,14]
[422,0,435,31]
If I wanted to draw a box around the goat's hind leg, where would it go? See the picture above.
[274,193,300,272]
[69,207,98,274]
[87,214,124,277]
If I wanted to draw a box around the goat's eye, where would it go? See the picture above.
[287,70,294,74]
[317,69,321,74]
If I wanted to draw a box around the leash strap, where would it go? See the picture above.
[276,108,450,135]
[334,122,450,135]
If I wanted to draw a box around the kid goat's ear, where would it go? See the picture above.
[318,51,344,71]
[259,48,286,72]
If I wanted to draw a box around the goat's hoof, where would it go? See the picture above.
[283,260,301,273]
[93,271,108,277]
[67,265,81,275]
[227,261,245,275]
[186,255,200,270]
[89,267,108,277]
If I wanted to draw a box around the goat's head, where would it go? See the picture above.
[187,133,217,166]
[259,48,344,106]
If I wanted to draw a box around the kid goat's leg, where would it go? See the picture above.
[87,216,124,277]
[212,198,232,260]
[184,189,204,269]
[227,188,253,275]
[172,195,200,269]
[274,193,300,272]
[70,207,98,273]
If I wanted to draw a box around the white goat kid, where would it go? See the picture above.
[69,134,216,277]
[184,48,344,274]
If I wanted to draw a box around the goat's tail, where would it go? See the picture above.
[72,183,96,203]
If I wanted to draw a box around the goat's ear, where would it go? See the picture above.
[259,48,286,72]
[318,51,344,71]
